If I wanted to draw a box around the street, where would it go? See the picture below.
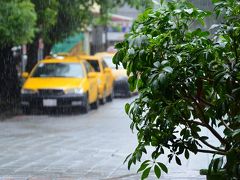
[0,97,211,180]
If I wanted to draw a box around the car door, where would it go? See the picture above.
[102,60,113,96]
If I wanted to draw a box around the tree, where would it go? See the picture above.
[0,0,36,101]
[26,0,94,71]
[26,0,58,71]
[114,0,240,179]
[47,0,94,48]
[27,0,152,71]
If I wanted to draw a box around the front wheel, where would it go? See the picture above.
[90,98,99,110]
[106,92,113,102]
[81,94,90,114]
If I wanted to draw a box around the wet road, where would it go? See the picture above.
[0,97,211,179]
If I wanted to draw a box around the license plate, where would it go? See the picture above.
[43,99,57,107]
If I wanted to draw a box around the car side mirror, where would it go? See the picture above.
[88,72,97,78]
[21,72,29,79]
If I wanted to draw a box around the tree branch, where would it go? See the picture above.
[219,118,234,132]
[192,97,228,146]
[197,149,227,155]
[198,139,226,153]
[197,97,214,107]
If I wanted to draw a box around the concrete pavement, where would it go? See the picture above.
[0,97,209,179]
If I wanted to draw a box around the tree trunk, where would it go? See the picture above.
[26,38,39,72]
[44,43,53,57]
[0,46,20,104]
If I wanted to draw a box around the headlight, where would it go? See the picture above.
[21,89,38,94]
[65,88,84,95]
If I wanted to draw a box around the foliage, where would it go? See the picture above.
[94,0,153,26]
[0,0,36,47]
[47,0,94,44]
[31,0,152,47]
[31,0,58,43]
[114,0,240,179]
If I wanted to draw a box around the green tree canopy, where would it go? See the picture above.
[31,0,58,43]
[114,0,240,179]
[47,0,94,45]
[0,0,36,47]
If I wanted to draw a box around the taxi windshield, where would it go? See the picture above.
[103,57,124,69]
[31,63,84,78]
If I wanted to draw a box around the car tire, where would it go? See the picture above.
[106,92,113,102]
[99,90,106,105]
[81,94,90,114]
[91,99,99,110]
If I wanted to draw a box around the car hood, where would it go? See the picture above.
[23,77,84,90]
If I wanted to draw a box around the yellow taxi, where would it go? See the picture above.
[78,55,114,104]
[21,56,98,114]
[95,52,131,97]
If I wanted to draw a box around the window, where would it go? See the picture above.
[84,62,94,73]
[87,60,100,72]
[31,63,84,78]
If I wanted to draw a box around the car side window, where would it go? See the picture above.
[84,62,92,74]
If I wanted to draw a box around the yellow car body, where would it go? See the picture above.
[78,55,114,103]
[95,52,131,97]
[21,56,99,113]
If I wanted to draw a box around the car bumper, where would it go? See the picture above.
[21,94,87,109]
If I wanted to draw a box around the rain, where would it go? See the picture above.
[0,0,238,180]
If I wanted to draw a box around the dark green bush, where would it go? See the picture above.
[114,0,240,179]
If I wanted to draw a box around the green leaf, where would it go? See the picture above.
[125,103,130,114]
[128,76,137,91]
[199,136,209,141]
[184,150,190,159]
[212,157,223,172]
[231,129,240,138]
[154,165,161,178]
[184,8,194,14]
[175,156,182,165]
[158,162,168,173]
[163,66,173,73]
[115,42,125,49]
[141,167,151,180]
[138,160,151,173]
[113,49,125,65]
[124,153,132,164]
[128,158,133,170]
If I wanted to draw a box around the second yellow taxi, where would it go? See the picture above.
[78,55,114,104]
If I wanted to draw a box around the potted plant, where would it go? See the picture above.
[113,0,240,179]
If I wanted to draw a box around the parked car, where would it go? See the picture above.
[78,55,114,104]
[21,56,98,114]
[95,52,131,97]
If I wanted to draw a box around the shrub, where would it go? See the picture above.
[113,0,240,179]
